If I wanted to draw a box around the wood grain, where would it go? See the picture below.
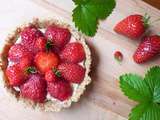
[143,0,160,9]
[0,0,160,120]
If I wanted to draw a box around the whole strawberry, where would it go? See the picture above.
[114,14,150,39]
[6,64,26,86]
[8,44,32,62]
[45,68,61,82]
[19,57,32,70]
[21,26,43,54]
[45,25,71,49]
[58,63,85,83]
[60,42,85,63]
[35,37,47,52]
[47,80,72,101]
[133,35,160,63]
[20,74,47,103]
[34,52,59,73]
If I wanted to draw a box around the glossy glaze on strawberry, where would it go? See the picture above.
[45,25,71,49]
[5,24,87,103]
[133,35,160,63]
[60,42,86,63]
[21,26,43,54]
[114,14,150,39]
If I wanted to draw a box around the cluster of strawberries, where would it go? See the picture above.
[114,14,160,63]
[6,25,86,102]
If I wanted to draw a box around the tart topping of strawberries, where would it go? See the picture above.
[8,44,32,62]
[6,64,26,86]
[133,35,160,63]
[45,68,61,82]
[6,24,87,103]
[20,74,47,103]
[34,52,59,73]
[45,25,71,49]
[47,80,72,101]
[60,42,85,63]
[114,14,150,39]
[58,63,85,84]
[21,26,43,53]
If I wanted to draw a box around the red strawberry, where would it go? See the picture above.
[114,51,123,63]
[35,37,47,52]
[34,52,59,73]
[47,80,72,101]
[6,64,26,86]
[21,26,43,54]
[58,63,85,83]
[133,35,160,63]
[8,44,32,62]
[20,74,47,103]
[114,14,150,39]
[45,68,61,82]
[19,57,32,70]
[60,42,85,63]
[45,25,71,49]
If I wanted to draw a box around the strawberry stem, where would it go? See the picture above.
[52,68,61,77]
[46,40,53,51]
[26,67,37,74]
[143,13,151,28]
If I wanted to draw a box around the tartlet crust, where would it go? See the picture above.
[0,18,91,112]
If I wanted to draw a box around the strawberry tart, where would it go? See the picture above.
[0,18,91,111]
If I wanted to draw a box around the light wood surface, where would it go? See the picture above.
[0,0,160,120]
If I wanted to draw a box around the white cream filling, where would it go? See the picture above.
[10,29,85,101]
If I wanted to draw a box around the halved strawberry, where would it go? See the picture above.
[34,52,59,73]
[47,80,72,101]
[45,25,71,49]
[58,63,85,84]
[133,35,160,63]
[114,14,150,39]
[20,74,47,103]
[60,42,85,63]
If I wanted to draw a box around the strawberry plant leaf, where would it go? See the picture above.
[119,66,160,120]
[129,102,160,120]
[72,0,116,36]
[144,66,160,93]
[72,5,98,36]
[153,85,160,103]
[120,74,151,102]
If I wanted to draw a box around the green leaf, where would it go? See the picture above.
[72,5,98,36]
[129,102,160,120]
[119,66,160,120]
[87,0,116,19]
[72,0,116,36]
[120,74,151,102]
[153,85,160,103]
[129,102,150,120]
[144,66,160,93]
[72,0,89,5]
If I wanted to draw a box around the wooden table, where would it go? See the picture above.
[144,0,160,9]
[0,0,160,120]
